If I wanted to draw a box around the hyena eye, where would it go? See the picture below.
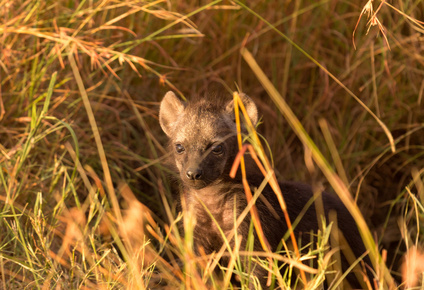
[211,144,223,155]
[175,144,185,154]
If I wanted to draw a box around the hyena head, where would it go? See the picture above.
[159,91,258,189]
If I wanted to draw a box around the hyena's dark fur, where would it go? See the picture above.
[159,91,373,288]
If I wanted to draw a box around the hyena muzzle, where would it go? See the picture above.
[159,91,374,288]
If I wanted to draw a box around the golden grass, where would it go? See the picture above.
[1,0,424,288]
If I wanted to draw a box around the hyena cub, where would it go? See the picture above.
[159,91,372,288]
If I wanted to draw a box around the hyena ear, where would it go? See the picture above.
[225,93,258,126]
[159,91,185,137]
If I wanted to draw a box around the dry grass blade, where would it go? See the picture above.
[232,92,308,285]
[353,0,391,50]
[222,235,242,289]
[232,92,272,255]
[67,51,131,273]
[1,0,422,288]
[241,47,396,288]
[68,50,120,218]
[235,1,396,153]
[384,1,424,28]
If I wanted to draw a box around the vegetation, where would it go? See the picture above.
[1,0,423,288]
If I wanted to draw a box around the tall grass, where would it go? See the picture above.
[1,0,424,288]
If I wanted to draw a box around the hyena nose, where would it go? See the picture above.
[186,169,203,180]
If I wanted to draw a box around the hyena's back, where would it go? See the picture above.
[159,91,374,288]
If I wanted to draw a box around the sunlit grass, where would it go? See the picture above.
[1,0,424,288]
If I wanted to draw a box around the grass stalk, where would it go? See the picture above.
[241,47,396,288]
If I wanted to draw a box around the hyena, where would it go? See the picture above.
[159,91,373,288]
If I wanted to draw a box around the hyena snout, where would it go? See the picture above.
[186,168,203,180]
